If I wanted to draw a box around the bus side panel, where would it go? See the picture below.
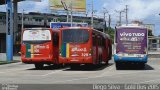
[102,46,108,62]
[96,36,100,64]
[108,39,112,60]
[92,34,97,64]
[102,39,108,63]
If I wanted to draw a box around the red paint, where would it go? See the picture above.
[59,27,112,65]
[21,28,60,64]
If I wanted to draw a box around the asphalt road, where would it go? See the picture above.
[0,58,159,85]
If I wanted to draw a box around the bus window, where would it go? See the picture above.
[22,29,51,44]
[62,29,89,43]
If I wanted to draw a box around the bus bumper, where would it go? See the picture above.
[21,57,55,64]
[59,56,93,64]
[114,54,148,63]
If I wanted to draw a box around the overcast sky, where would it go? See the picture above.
[0,0,160,36]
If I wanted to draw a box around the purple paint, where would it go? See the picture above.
[116,27,147,54]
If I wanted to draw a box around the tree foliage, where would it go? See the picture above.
[105,27,115,44]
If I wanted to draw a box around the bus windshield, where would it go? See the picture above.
[23,29,51,43]
[62,29,89,43]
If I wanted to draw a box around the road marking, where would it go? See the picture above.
[97,65,115,77]
[53,71,147,83]
[40,70,63,76]
[108,65,115,71]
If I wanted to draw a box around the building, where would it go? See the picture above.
[0,12,104,54]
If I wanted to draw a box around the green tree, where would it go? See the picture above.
[105,27,115,44]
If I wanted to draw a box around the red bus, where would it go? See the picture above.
[21,28,59,69]
[59,27,112,68]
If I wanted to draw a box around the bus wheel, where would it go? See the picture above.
[139,63,145,69]
[70,64,80,69]
[35,63,44,69]
[115,62,121,70]
[105,60,109,65]
[108,46,112,60]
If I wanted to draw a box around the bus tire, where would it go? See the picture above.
[70,64,80,69]
[35,63,44,69]
[139,63,145,69]
[105,60,109,65]
[115,62,121,70]
[108,46,112,60]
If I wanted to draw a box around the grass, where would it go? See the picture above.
[0,60,20,65]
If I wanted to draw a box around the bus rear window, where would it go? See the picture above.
[62,29,89,43]
[23,30,51,41]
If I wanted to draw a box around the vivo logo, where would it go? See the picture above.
[120,32,145,37]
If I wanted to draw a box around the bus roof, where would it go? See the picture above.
[116,24,147,29]
[24,28,59,33]
[24,28,52,30]
[60,27,92,30]
[93,29,110,39]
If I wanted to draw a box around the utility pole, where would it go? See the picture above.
[67,11,69,22]
[108,14,111,30]
[44,13,47,27]
[103,8,108,32]
[91,0,93,27]
[70,0,73,26]
[22,9,24,30]
[120,11,122,26]
[61,0,69,22]
[86,10,89,17]
[115,10,125,26]
[104,12,106,32]
[125,5,128,25]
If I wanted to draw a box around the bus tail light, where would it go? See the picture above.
[89,49,92,56]
[59,50,62,56]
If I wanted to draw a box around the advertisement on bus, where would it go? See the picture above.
[116,28,147,54]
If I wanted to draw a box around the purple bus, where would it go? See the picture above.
[114,25,148,69]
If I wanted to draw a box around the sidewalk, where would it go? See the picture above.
[0,55,20,65]
[148,51,160,58]
[13,56,21,61]
[0,53,21,65]
[0,53,21,62]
